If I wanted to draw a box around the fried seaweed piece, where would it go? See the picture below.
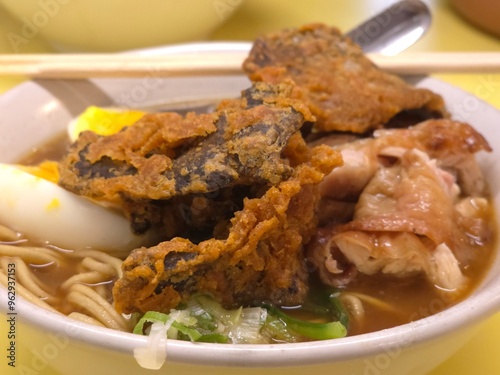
[58,82,314,233]
[243,23,448,134]
[113,135,342,314]
[58,82,314,203]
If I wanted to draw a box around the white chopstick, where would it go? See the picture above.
[370,52,500,75]
[0,51,248,79]
[0,52,499,79]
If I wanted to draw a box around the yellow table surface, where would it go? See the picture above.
[0,0,499,374]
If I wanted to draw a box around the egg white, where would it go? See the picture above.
[0,163,153,257]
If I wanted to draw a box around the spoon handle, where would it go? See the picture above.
[345,0,432,55]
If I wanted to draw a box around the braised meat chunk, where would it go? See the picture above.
[243,23,447,134]
[308,119,493,291]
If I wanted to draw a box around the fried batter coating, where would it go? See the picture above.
[243,23,447,133]
[58,82,316,233]
[58,82,314,203]
[113,136,341,314]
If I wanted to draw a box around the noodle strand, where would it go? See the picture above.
[67,284,130,331]
[0,257,59,305]
[0,225,20,242]
[0,266,60,313]
[0,231,129,330]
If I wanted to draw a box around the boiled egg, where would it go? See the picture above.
[68,106,145,142]
[0,162,154,257]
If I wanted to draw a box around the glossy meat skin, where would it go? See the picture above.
[243,23,448,134]
[310,119,493,290]
[319,119,492,202]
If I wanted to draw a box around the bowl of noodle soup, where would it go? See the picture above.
[0,43,499,375]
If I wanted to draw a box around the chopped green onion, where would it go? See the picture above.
[133,293,349,344]
[329,292,350,329]
[195,333,230,343]
[133,311,170,335]
[133,311,202,342]
[262,303,347,340]
[302,289,350,330]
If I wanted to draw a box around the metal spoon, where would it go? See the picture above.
[29,0,433,114]
[345,0,431,54]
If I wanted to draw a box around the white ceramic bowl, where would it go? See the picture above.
[0,0,244,52]
[0,43,499,375]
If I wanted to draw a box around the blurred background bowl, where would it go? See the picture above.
[0,0,245,52]
[450,0,500,38]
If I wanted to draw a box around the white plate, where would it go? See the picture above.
[0,43,499,375]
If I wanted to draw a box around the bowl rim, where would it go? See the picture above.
[0,42,499,368]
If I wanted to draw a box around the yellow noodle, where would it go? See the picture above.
[0,232,129,330]
[0,257,46,291]
[339,294,365,321]
[342,292,400,314]
[68,312,106,328]
[71,283,129,329]
[60,270,112,291]
[0,268,60,313]
[68,250,123,277]
[0,244,63,265]
[0,225,20,242]
[0,220,129,336]
[0,257,59,305]
[66,284,129,331]
[67,289,119,329]
[93,283,113,300]
[80,257,117,277]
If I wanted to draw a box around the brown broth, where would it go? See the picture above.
[19,132,71,166]
[9,132,500,338]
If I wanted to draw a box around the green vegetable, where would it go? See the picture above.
[329,292,350,329]
[133,311,202,342]
[262,303,347,340]
[133,292,349,344]
[302,289,350,329]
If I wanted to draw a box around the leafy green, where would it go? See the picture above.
[261,303,346,340]
[133,311,202,342]
[133,293,349,344]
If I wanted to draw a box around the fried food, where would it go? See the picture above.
[58,82,315,233]
[113,135,341,314]
[243,23,447,133]
[58,23,489,317]
[58,82,315,201]
[57,79,343,313]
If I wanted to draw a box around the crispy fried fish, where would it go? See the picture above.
[59,82,313,202]
[113,135,341,314]
[243,23,447,134]
[58,82,315,233]
[58,79,343,313]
